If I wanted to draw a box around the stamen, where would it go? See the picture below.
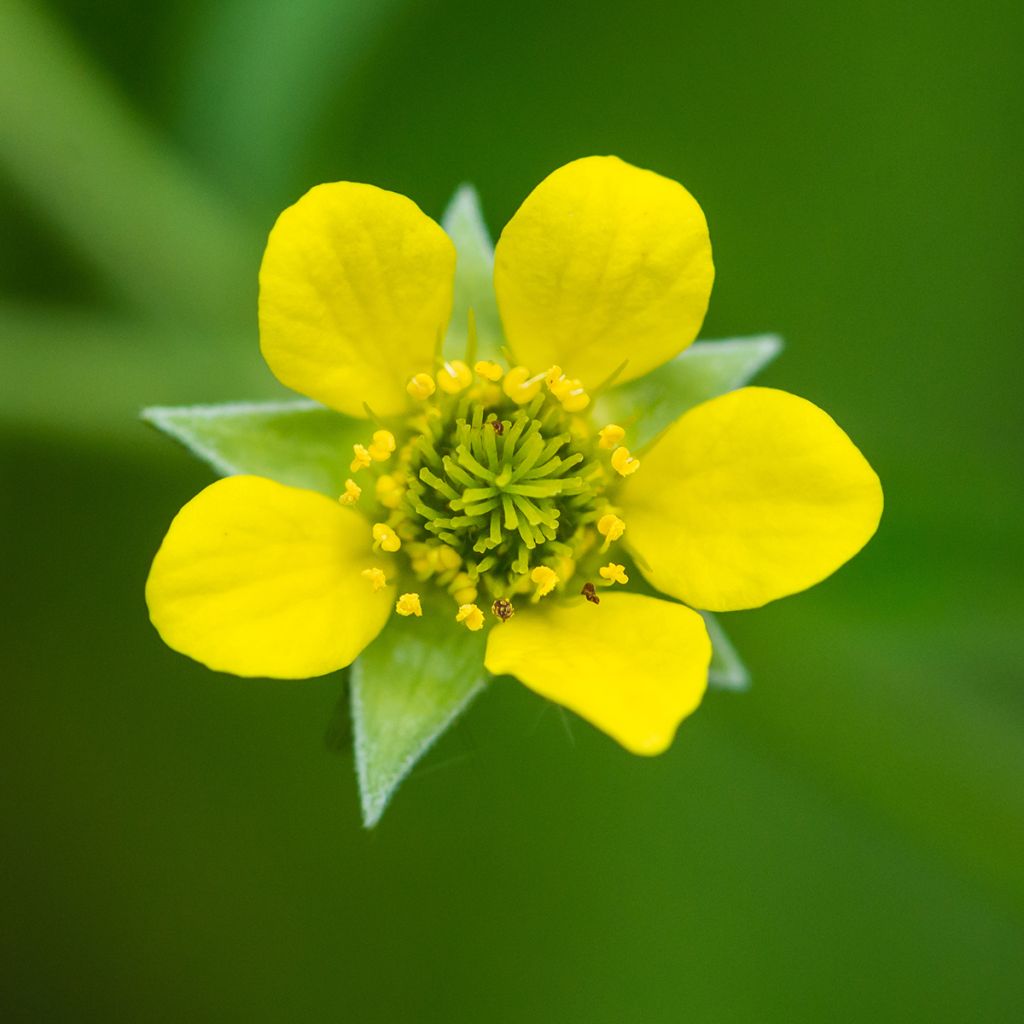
[451,572,478,604]
[375,474,404,509]
[437,360,472,394]
[598,424,625,449]
[407,373,436,399]
[372,522,402,553]
[599,562,628,585]
[361,567,387,592]
[368,429,396,461]
[395,593,423,617]
[456,603,485,631]
[530,565,559,599]
[338,479,362,506]
[350,444,372,472]
[435,545,462,571]
[610,446,640,476]
[545,365,572,398]
[597,513,625,551]
[475,360,504,382]
[544,365,590,412]
[560,382,590,412]
[503,366,543,404]
[389,355,624,604]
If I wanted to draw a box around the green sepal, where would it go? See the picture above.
[594,334,783,449]
[351,599,487,827]
[142,400,365,497]
[441,184,505,363]
[703,612,751,691]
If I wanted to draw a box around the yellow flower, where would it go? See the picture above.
[146,155,882,757]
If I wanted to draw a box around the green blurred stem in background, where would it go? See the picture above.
[0,304,274,443]
[179,0,408,203]
[0,0,252,326]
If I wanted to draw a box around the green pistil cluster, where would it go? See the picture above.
[401,389,607,598]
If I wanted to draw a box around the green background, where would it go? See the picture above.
[3,0,1022,1020]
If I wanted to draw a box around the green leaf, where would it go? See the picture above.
[594,335,783,449]
[703,613,751,691]
[441,184,505,362]
[351,605,487,827]
[143,400,365,496]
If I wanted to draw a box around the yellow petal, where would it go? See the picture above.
[484,592,710,755]
[146,476,392,678]
[493,156,713,387]
[621,387,883,611]
[259,182,455,416]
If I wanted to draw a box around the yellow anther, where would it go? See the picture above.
[375,473,404,509]
[544,365,589,411]
[372,522,401,553]
[597,513,626,551]
[451,572,478,604]
[338,478,362,506]
[368,428,396,461]
[456,603,485,631]
[598,424,625,449]
[611,446,640,477]
[530,565,559,598]
[395,592,422,617]
[437,359,473,394]
[361,567,387,592]
[435,545,462,571]
[503,365,543,405]
[350,444,372,472]
[559,381,590,412]
[475,360,504,382]
[544,365,572,397]
[407,373,436,400]
[599,562,629,585]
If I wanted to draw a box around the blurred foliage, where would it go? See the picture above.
[1,0,1022,1020]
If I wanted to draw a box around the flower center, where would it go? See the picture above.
[403,385,600,598]
[349,356,641,626]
